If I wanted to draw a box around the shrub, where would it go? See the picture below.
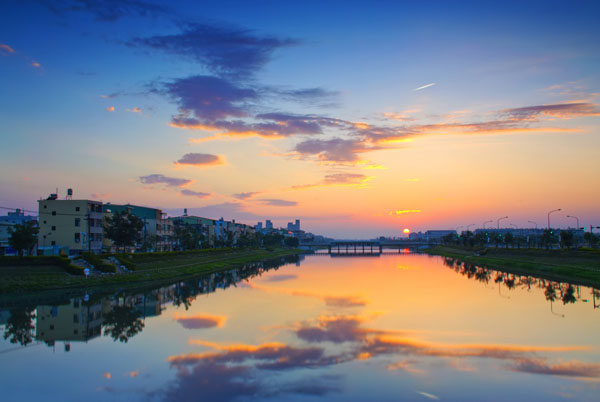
[82,252,116,273]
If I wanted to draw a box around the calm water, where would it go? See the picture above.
[1,252,599,402]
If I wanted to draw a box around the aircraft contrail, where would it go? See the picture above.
[413,83,436,91]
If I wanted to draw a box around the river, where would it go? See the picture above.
[1,252,599,401]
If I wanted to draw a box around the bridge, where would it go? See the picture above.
[300,240,430,255]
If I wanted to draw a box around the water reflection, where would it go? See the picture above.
[1,255,302,347]
[1,253,599,402]
[441,256,599,313]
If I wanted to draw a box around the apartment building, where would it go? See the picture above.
[38,193,103,255]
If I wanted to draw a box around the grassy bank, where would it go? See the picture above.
[0,248,304,293]
[423,246,600,287]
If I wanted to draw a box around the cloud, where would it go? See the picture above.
[174,313,226,329]
[90,193,111,200]
[102,372,111,380]
[106,106,115,112]
[413,83,436,91]
[139,174,191,187]
[100,93,120,99]
[509,358,600,378]
[175,153,224,167]
[387,360,425,374]
[273,87,339,105]
[40,0,169,22]
[294,138,374,164]
[232,192,259,200]
[261,274,298,282]
[260,199,297,207]
[128,370,139,378]
[165,75,257,121]
[173,113,341,139]
[292,173,371,190]
[295,316,381,344]
[0,44,15,54]
[502,102,600,120]
[31,61,41,68]
[323,296,367,308]
[131,23,297,78]
[389,210,421,216]
[126,107,142,113]
[180,189,211,199]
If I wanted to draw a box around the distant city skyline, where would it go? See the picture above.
[1,1,599,238]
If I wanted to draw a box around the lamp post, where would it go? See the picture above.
[497,216,508,229]
[547,209,561,230]
[528,220,538,229]
[466,223,475,232]
[566,215,579,230]
[483,220,493,229]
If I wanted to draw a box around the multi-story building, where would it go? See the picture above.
[36,298,103,346]
[38,194,103,255]
[0,209,37,255]
[169,215,216,247]
[102,203,172,252]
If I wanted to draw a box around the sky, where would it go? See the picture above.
[1,0,599,238]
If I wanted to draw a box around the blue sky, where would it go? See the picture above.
[1,0,599,237]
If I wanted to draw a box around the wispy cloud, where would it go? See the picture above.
[106,106,115,112]
[131,23,297,78]
[174,313,226,329]
[232,192,260,200]
[175,153,224,167]
[389,209,421,216]
[0,43,15,54]
[292,173,371,190]
[260,199,297,207]
[180,189,211,199]
[40,0,169,22]
[31,61,41,68]
[413,83,435,91]
[140,174,191,187]
[126,107,142,113]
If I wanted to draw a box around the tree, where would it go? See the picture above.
[284,236,299,248]
[493,233,503,248]
[173,224,201,250]
[8,221,39,258]
[103,304,145,343]
[504,232,514,249]
[474,232,488,247]
[541,229,557,250]
[560,230,574,250]
[104,211,144,252]
[3,308,36,346]
[584,232,597,248]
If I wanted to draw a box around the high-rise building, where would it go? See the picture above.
[265,220,273,230]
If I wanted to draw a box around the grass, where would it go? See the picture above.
[423,246,600,287]
[0,248,304,294]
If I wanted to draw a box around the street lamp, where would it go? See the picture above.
[566,215,580,230]
[466,223,475,232]
[547,209,561,230]
[483,220,493,229]
[510,223,518,229]
[497,216,508,229]
[528,220,538,229]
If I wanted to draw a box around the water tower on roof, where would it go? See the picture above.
[66,188,73,200]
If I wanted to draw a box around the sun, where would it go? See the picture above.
[403,228,410,234]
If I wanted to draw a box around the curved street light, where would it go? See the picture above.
[547,209,561,230]
[483,220,493,229]
[497,216,508,229]
[566,215,580,230]
[528,220,538,229]
[466,223,475,232]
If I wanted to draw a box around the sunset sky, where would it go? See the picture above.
[1,0,599,238]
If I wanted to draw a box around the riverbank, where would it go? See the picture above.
[0,248,304,294]
[423,246,600,287]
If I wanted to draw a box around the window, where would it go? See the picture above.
[51,241,56,246]
[73,314,79,323]
[75,218,80,227]
[52,211,56,216]
[43,220,47,224]
[44,205,47,209]
[75,206,80,212]
[51,226,56,231]
[74,233,80,243]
